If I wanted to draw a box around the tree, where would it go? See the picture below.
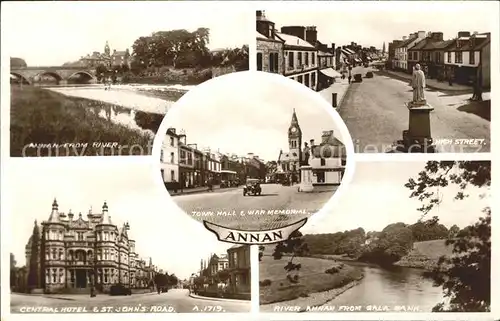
[10,253,17,289]
[95,64,108,82]
[448,224,460,238]
[215,269,230,284]
[272,230,309,284]
[27,222,40,290]
[154,273,168,289]
[406,161,491,312]
[258,245,265,262]
[168,274,179,288]
[11,57,27,68]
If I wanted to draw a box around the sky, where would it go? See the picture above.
[2,2,250,66]
[163,72,345,162]
[6,157,232,280]
[262,2,495,50]
[303,161,490,234]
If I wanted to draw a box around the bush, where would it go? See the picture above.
[354,74,363,82]
[259,279,272,287]
[325,267,340,274]
[366,71,374,78]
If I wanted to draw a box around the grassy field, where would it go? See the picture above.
[10,86,152,157]
[259,255,363,304]
[395,239,454,269]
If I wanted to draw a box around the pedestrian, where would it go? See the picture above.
[348,75,351,84]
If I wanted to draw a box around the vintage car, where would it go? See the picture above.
[109,284,132,296]
[243,178,262,196]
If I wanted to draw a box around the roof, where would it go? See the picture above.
[256,31,268,40]
[445,36,490,52]
[422,39,454,50]
[318,50,334,56]
[409,38,430,51]
[341,48,353,56]
[278,149,300,163]
[396,36,418,48]
[344,48,355,54]
[275,32,315,48]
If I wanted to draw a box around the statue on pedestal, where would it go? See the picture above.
[411,64,427,106]
[302,142,310,166]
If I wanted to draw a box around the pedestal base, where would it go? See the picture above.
[298,165,314,193]
[394,102,436,153]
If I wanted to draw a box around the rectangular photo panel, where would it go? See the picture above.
[256,2,494,153]
[5,1,249,157]
[6,159,251,314]
[259,160,491,313]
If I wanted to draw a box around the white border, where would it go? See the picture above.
[1,1,498,321]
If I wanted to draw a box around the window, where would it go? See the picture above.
[171,170,175,181]
[298,52,303,66]
[77,232,84,241]
[161,169,164,181]
[170,137,174,147]
[273,53,279,73]
[305,73,310,87]
[435,52,441,63]
[305,52,309,65]
[447,52,452,63]
[297,75,303,84]
[341,158,347,166]
[160,150,164,162]
[320,159,326,166]
[311,73,316,88]
[257,52,263,71]
[312,52,315,65]
[455,51,462,63]
[469,51,475,64]
[269,53,274,72]
[170,152,174,163]
[288,52,294,69]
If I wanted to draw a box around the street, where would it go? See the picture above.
[10,289,250,313]
[339,66,490,153]
[174,183,337,230]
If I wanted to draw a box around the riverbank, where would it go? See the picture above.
[259,256,364,306]
[10,86,153,157]
[394,239,453,270]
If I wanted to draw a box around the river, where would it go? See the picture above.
[46,83,193,134]
[324,261,446,312]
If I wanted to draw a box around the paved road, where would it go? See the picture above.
[10,289,250,313]
[174,183,337,230]
[339,67,490,153]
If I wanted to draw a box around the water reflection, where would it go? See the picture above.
[326,261,445,312]
[48,84,190,136]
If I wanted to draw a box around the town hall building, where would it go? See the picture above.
[277,109,303,183]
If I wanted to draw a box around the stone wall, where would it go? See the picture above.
[257,40,284,74]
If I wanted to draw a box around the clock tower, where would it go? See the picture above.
[288,109,302,170]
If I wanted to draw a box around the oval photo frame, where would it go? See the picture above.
[152,71,356,242]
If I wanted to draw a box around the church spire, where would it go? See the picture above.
[291,108,298,125]
[104,41,111,56]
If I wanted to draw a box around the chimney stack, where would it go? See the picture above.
[458,31,471,38]
[305,26,318,44]
[281,26,306,40]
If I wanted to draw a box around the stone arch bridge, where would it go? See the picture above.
[10,66,97,85]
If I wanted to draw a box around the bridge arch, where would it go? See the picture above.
[67,71,96,84]
[10,72,31,85]
[35,71,63,84]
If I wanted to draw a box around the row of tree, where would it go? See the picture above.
[153,272,179,290]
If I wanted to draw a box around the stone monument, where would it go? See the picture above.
[398,64,435,152]
[298,143,314,192]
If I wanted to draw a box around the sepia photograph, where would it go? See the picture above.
[4,1,249,157]
[157,71,353,234]
[259,160,491,313]
[256,1,495,153]
[6,159,251,313]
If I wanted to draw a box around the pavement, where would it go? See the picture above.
[173,183,338,230]
[169,185,239,196]
[318,66,365,109]
[338,66,490,153]
[381,69,473,92]
[10,288,250,313]
[188,293,250,303]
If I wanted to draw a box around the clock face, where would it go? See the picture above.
[291,127,297,133]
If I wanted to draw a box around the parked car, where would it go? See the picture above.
[354,74,363,82]
[109,284,132,296]
[366,71,374,78]
[243,178,262,196]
